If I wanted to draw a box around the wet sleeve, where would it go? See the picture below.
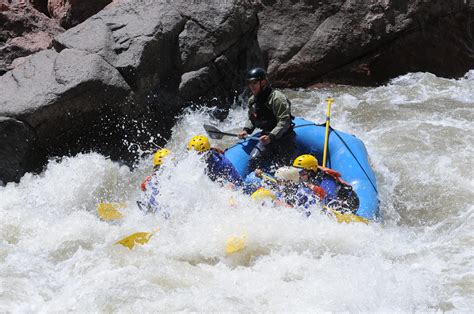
[295,186,318,209]
[243,97,256,134]
[205,153,220,182]
[269,92,292,140]
[243,118,255,134]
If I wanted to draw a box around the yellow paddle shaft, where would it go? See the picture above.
[322,97,334,168]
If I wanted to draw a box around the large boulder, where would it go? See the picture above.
[48,0,113,29]
[0,48,131,182]
[0,3,64,75]
[54,1,186,109]
[257,0,474,86]
[54,0,259,105]
[1,0,260,183]
[175,1,262,103]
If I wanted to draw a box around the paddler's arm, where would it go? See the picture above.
[243,119,255,135]
[238,119,255,139]
[268,92,292,141]
[239,97,256,138]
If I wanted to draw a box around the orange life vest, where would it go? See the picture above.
[304,167,352,200]
[318,166,351,186]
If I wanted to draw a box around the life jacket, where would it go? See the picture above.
[308,167,359,210]
[304,167,350,202]
[295,186,319,209]
[248,88,277,132]
[205,148,242,184]
[141,165,161,191]
[140,175,152,191]
[318,167,351,187]
[307,184,327,200]
[140,172,162,213]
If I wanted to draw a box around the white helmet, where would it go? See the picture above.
[274,166,300,182]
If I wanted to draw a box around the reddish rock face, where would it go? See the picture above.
[0,4,64,74]
[48,0,112,29]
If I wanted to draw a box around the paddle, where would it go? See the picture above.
[322,97,334,168]
[115,227,246,253]
[115,228,160,250]
[225,234,246,254]
[323,206,369,224]
[97,202,125,221]
[203,124,260,141]
[254,169,278,184]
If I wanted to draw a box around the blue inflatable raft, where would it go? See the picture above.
[224,117,380,220]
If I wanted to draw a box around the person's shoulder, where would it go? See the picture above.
[210,147,224,155]
[269,89,288,102]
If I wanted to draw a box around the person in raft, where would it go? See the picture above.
[187,135,242,186]
[237,67,297,171]
[291,154,360,213]
[138,148,172,216]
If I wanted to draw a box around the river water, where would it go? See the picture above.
[1,71,473,311]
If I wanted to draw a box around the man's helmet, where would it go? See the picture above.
[274,166,300,182]
[187,135,211,153]
[153,148,171,167]
[246,67,267,81]
[292,154,318,171]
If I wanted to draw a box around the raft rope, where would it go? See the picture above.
[330,126,378,194]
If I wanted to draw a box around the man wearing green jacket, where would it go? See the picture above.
[238,67,297,171]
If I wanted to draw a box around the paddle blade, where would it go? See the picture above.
[334,212,369,224]
[115,231,153,250]
[228,196,237,207]
[97,202,124,221]
[225,235,246,255]
[251,188,276,202]
[324,206,368,224]
[203,124,225,139]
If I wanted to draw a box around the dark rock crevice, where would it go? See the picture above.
[179,19,260,103]
[176,11,212,33]
[0,117,37,184]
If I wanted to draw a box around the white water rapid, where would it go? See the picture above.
[1,71,473,311]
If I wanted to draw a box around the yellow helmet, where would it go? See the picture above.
[187,135,210,153]
[251,188,276,201]
[152,148,171,167]
[292,154,318,171]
